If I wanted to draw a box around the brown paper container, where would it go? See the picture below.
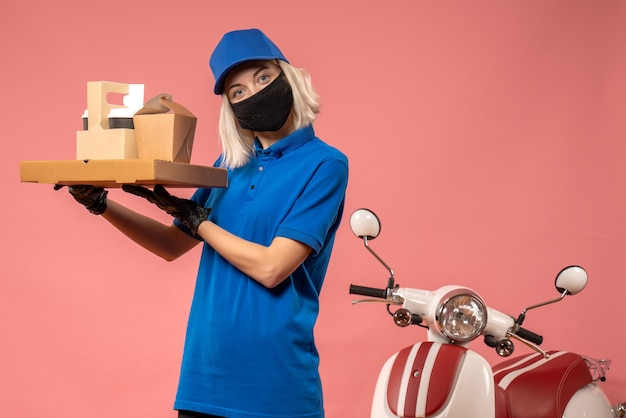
[133,94,197,163]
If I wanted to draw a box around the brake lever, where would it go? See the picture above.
[351,298,392,305]
[508,332,549,359]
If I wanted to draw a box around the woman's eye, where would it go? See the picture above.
[258,74,272,84]
[231,88,244,99]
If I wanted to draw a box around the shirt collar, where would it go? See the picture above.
[254,125,315,158]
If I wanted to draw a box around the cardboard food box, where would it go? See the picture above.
[20,80,226,189]
[133,94,197,163]
[76,81,143,160]
[20,159,228,189]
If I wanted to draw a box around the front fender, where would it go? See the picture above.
[370,342,495,418]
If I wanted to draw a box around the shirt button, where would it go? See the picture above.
[258,166,264,171]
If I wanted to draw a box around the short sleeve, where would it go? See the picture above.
[276,156,348,254]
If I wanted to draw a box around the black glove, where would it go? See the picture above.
[54,184,108,215]
[122,184,211,235]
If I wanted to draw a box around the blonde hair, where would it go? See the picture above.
[217,61,320,168]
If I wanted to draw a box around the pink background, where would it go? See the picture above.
[3,1,626,416]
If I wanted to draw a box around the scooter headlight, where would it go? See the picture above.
[437,290,487,343]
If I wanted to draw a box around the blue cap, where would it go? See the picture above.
[209,28,289,95]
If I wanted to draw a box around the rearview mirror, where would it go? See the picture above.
[555,265,587,295]
[350,208,381,240]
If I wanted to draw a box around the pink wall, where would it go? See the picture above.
[3,1,625,416]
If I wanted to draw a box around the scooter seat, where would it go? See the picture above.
[492,350,592,418]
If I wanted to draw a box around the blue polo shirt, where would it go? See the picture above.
[173,125,348,418]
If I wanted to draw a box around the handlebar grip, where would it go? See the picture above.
[517,327,543,345]
[349,284,387,299]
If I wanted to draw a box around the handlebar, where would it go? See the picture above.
[351,283,545,346]
[517,327,543,345]
[349,284,387,299]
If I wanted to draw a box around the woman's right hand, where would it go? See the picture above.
[54,184,108,215]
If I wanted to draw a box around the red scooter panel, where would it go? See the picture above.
[386,342,467,417]
[493,351,593,418]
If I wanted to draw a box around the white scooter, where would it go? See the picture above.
[348,208,625,418]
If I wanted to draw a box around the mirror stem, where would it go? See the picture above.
[518,290,568,322]
[364,237,395,283]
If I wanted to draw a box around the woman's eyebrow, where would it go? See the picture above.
[252,65,271,78]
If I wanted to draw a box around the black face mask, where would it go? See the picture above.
[230,74,294,132]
